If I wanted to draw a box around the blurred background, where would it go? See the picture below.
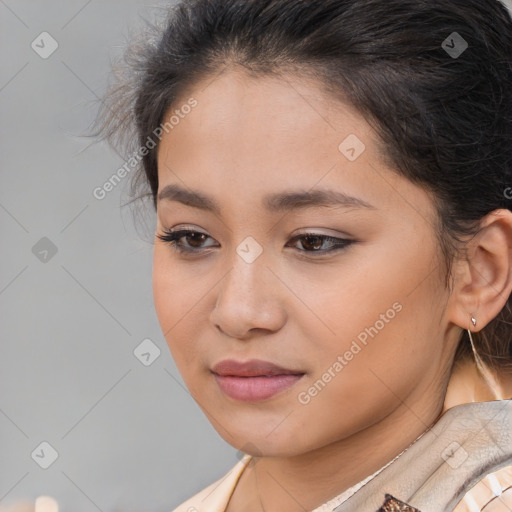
[0,1,239,511]
[1,0,512,511]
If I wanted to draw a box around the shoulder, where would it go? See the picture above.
[171,454,252,512]
[337,399,512,511]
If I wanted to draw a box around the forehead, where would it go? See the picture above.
[154,69,436,228]
[156,70,380,177]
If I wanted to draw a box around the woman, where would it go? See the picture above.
[97,0,512,510]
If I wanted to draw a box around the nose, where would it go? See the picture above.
[209,248,287,340]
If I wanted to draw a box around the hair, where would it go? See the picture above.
[96,0,512,373]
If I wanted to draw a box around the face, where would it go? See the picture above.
[152,69,458,457]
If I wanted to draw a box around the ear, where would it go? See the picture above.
[448,209,512,332]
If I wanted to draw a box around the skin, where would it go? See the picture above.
[443,358,512,411]
[152,68,512,512]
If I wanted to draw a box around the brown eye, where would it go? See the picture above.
[186,232,208,247]
[287,234,354,254]
[300,235,324,251]
[156,229,217,254]
[156,229,354,258]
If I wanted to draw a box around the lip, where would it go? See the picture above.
[211,359,305,402]
[211,358,304,377]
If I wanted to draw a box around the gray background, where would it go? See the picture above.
[1,1,512,511]
[0,1,237,511]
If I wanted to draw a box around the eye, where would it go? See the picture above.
[285,233,354,255]
[156,228,355,257]
[156,229,218,255]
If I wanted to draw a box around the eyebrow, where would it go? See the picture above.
[157,184,376,215]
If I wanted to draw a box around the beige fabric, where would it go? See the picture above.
[335,399,512,512]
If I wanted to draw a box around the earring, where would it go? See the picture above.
[467,315,503,400]
[467,316,480,367]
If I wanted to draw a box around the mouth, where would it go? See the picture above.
[211,359,306,402]
[211,358,304,377]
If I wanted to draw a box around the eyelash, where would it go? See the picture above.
[156,229,355,257]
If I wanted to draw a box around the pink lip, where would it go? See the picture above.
[211,358,303,377]
[211,359,305,402]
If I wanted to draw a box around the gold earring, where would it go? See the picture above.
[467,315,503,400]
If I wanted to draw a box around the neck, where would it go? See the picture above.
[443,357,512,411]
[238,398,443,512]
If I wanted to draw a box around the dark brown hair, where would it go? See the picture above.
[96,0,512,373]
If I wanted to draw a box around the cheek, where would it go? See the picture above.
[152,248,190,354]
[152,246,197,323]
[152,247,210,373]
[301,247,442,394]
[152,247,174,327]
[289,309,428,446]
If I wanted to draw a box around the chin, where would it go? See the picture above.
[212,419,312,458]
